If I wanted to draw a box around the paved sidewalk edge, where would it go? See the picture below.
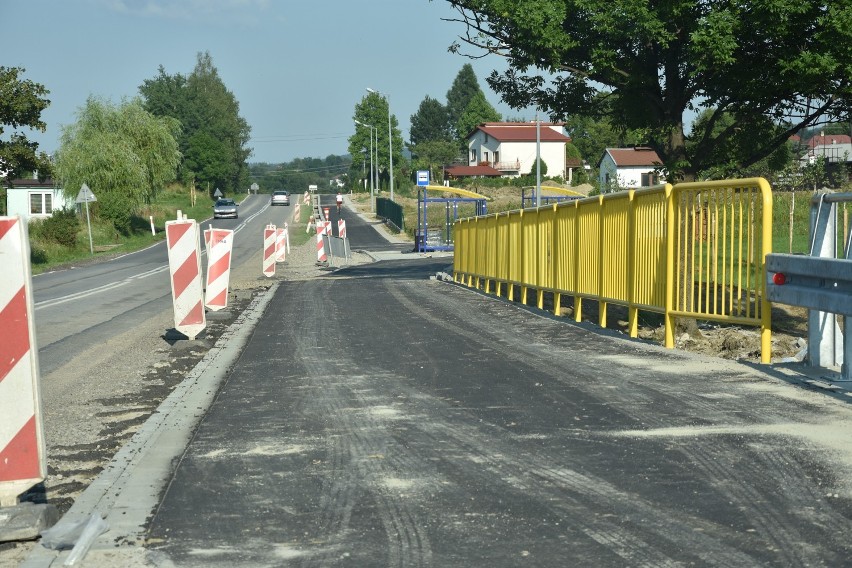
[23,282,280,567]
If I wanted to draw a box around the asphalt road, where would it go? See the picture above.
[24,196,852,567]
[31,194,290,374]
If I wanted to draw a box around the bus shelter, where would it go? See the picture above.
[416,185,488,252]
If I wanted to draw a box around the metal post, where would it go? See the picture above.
[84,198,93,255]
[535,115,541,208]
[367,88,393,201]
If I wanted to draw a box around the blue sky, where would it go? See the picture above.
[3,0,539,164]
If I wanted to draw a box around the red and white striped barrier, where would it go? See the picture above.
[294,201,301,220]
[204,228,233,311]
[323,220,332,236]
[275,227,287,263]
[338,219,347,239]
[316,222,327,263]
[263,224,277,277]
[0,217,47,507]
[303,191,309,205]
[166,219,206,340]
[323,207,330,221]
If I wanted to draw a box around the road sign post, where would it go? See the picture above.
[75,184,97,255]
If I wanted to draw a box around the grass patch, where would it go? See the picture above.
[29,183,216,274]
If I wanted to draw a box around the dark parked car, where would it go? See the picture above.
[271,190,290,206]
[213,198,238,219]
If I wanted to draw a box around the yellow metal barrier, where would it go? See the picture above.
[453,178,773,363]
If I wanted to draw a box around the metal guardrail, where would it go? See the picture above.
[766,191,852,380]
[454,178,773,363]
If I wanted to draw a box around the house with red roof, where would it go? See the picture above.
[463,122,572,179]
[802,132,852,165]
[597,147,664,192]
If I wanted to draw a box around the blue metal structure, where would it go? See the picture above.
[416,185,488,252]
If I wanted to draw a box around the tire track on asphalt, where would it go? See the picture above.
[385,280,839,566]
[294,280,433,567]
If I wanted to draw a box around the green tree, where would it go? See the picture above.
[349,92,405,192]
[410,139,459,184]
[455,91,501,145]
[409,96,452,147]
[690,109,791,180]
[446,64,482,138]
[140,52,251,196]
[53,96,180,233]
[0,66,52,214]
[445,0,852,181]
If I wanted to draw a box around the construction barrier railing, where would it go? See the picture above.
[376,197,404,232]
[454,178,773,363]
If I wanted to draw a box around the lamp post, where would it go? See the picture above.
[354,119,376,212]
[367,88,394,201]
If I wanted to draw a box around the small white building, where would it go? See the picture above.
[597,147,664,192]
[466,122,571,179]
[4,176,71,222]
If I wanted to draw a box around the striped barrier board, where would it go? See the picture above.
[0,216,47,506]
[263,224,277,277]
[294,202,301,221]
[275,228,287,263]
[316,222,328,262]
[338,219,346,239]
[303,191,309,205]
[166,219,206,340]
[204,228,234,311]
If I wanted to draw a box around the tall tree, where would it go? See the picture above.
[445,64,482,138]
[0,66,52,213]
[409,96,452,147]
[410,139,459,184]
[140,52,251,196]
[444,0,852,181]
[348,92,405,191]
[53,96,180,233]
[455,91,502,143]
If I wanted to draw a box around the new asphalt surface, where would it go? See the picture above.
[24,196,852,567]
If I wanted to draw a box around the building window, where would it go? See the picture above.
[641,172,658,186]
[30,192,53,215]
[470,149,477,164]
[483,151,489,164]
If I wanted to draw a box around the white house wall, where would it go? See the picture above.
[598,156,658,190]
[6,187,72,222]
[469,137,567,178]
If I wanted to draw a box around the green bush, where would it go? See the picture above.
[97,192,133,235]
[39,208,80,248]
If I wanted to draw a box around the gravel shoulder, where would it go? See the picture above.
[0,228,372,564]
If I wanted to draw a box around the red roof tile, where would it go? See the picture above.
[474,124,570,143]
[808,134,852,148]
[605,147,662,167]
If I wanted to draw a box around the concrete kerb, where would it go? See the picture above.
[22,282,281,567]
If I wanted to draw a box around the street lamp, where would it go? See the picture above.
[354,119,376,212]
[367,88,394,201]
